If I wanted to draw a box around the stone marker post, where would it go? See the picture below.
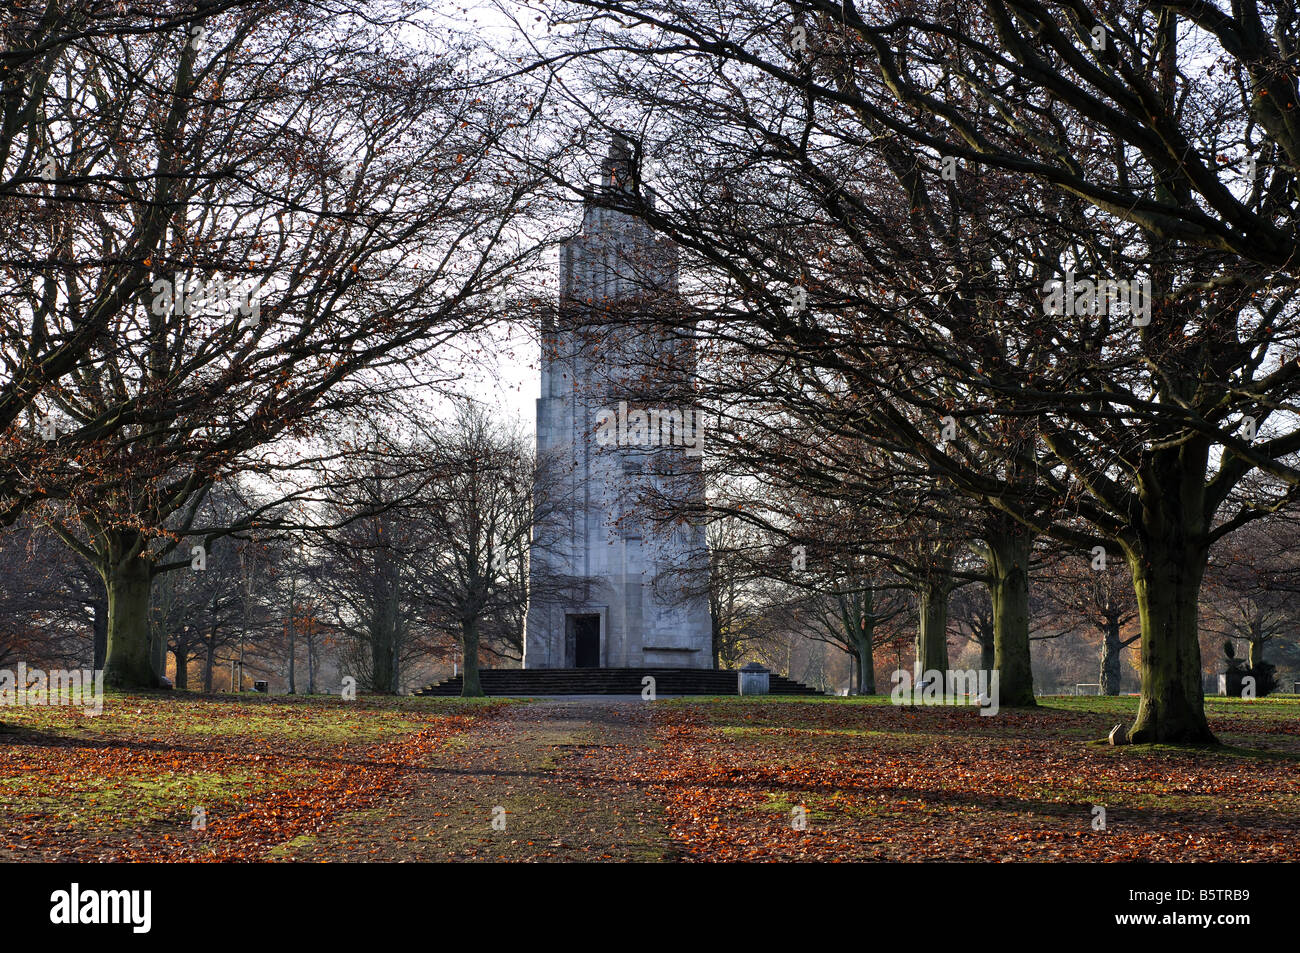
[739,662,770,696]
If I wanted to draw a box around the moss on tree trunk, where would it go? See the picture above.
[101,552,159,689]
[917,583,950,675]
[987,529,1036,707]
[1127,541,1215,744]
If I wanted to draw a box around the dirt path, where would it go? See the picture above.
[273,699,676,862]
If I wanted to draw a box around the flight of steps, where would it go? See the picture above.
[412,667,822,697]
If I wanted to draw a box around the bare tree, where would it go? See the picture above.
[795,568,910,694]
[1204,517,1300,678]
[0,2,270,522]
[314,433,445,694]
[521,0,1300,742]
[17,5,547,688]
[411,401,546,697]
[703,516,775,668]
[0,518,101,668]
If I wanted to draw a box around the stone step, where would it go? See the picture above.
[411,667,823,697]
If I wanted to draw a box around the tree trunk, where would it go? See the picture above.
[917,582,950,675]
[173,641,189,690]
[101,545,158,689]
[1099,619,1123,695]
[841,587,876,695]
[1247,635,1263,671]
[287,629,296,694]
[390,624,401,692]
[461,617,484,697]
[371,621,398,693]
[92,593,108,672]
[203,638,216,693]
[986,528,1036,707]
[1127,537,1215,744]
[852,631,876,694]
[287,578,297,694]
[980,636,995,674]
[370,578,402,693]
[307,635,317,694]
[150,617,166,683]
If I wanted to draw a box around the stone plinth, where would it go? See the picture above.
[738,663,770,696]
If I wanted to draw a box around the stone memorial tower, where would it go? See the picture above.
[523,136,712,670]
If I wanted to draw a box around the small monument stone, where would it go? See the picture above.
[739,662,770,696]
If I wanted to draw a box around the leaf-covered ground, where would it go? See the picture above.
[1,692,1296,861]
[0,692,504,861]
[632,695,1300,861]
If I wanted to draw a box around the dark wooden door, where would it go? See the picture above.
[574,615,600,668]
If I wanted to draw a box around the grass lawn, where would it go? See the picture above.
[0,691,1295,861]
